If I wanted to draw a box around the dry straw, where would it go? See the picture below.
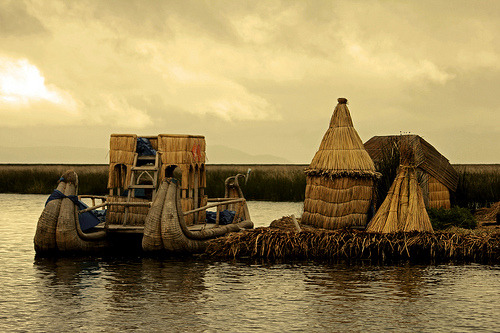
[303,98,378,229]
[205,219,499,263]
[366,137,434,233]
[364,134,458,210]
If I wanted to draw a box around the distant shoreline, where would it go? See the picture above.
[0,163,499,173]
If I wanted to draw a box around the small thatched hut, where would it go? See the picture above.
[107,134,206,226]
[366,137,434,233]
[302,98,379,229]
[364,135,458,209]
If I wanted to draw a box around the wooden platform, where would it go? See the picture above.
[94,222,220,234]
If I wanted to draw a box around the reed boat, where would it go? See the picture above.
[34,134,253,255]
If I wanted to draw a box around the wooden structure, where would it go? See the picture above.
[302,98,379,229]
[364,135,458,209]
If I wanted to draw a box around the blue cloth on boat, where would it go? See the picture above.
[206,210,236,225]
[45,190,104,231]
[137,137,156,156]
[121,189,146,198]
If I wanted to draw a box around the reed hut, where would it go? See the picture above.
[107,134,206,226]
[302,98,379,229]
[364,135,458,209]
[366,137,434,233]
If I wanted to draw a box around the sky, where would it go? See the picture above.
[0,0,498,164]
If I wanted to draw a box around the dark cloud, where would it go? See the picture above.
[0,0,46,36]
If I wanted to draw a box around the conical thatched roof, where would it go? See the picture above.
[305,98,378,179]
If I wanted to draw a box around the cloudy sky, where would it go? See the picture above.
[0,0,498,164]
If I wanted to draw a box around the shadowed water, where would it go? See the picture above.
[1,194,499,332]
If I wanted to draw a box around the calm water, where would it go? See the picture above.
[1,194,499,332]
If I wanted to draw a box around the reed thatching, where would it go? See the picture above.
[303,98,378,229]
[157,134,206,182]
[427,175,451,209]
[364,135,458,210]
[107,134,137,189]
[205,225,500,263]
[366,138,433,233]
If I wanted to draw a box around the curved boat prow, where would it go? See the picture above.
[34,170,108,255]
[143,178,253,254]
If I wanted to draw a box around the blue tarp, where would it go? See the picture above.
[45,190,104,231]
[206,210,236,225]
[137,137,156,156]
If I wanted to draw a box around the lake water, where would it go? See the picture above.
[1,193,499,332]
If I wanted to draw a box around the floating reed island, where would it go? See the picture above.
[205,216,500,263]
[206,98,499,264]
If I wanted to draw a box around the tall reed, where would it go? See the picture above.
[453,171,500,209]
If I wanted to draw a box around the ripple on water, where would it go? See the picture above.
[0,194,499,332]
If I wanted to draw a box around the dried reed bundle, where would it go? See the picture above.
[303,98,378,229]
[142,181,169,251]
[54,171,108,252]
[34,172,69,252]
[475,201,500,221]
[366,140,433,233]
[364,134,458,210]
[205,225,500,263]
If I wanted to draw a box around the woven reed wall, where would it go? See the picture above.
[108,134,137,189]
[158,135,206,166]
[428,175,451,209]
[303,177,374,228]
[106,196,150,226]
[303,98,377,230]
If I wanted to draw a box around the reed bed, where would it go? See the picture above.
[453,171,500,209]
[205,168,306,201]
[0,165,497,208]
[205,218,500,263]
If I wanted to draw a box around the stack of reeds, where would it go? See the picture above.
[107,134,137,189]
[106,196,150,225]
[366,137,433,233]
[303,98,378,229]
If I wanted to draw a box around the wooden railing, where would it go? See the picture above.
[183,198,246,227]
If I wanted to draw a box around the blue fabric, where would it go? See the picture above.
[46,189,104,231]
[206,210,236,225]
[137,137,156,156]
[121,189,146,198]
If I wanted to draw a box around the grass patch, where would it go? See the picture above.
[427,206,477,230]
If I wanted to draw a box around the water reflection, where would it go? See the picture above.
[1,194,500,332]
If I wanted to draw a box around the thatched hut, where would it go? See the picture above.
[364,135,458,209]
[107,134,206,226]
[302,98,379,229]
[366,137,434,233]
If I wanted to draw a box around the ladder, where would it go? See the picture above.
[123,153,160,225]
